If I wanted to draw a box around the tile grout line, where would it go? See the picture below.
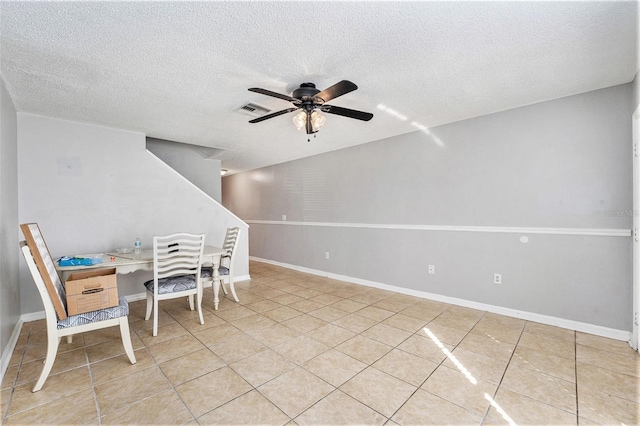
[483,324,587,424]
[153,339,199,425]
[9,267,638,424]
[121,310,206,423]
[310,275,477,421]
[13,283,417,422]
[85,335,104,426]
[288,297,404,424]
[158,292,408,421]
[2,327,29,423]
[264,297,396,422]
[246,293,419,423]
[164,301,291,424]
[139,308,238,424]
[383,305,481,422]
[479,317,526,425]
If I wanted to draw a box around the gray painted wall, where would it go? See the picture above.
[146,138,222,203]
[223,83,634,331]
[0,77,19,359]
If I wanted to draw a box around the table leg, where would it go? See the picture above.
[213,279,221,310]
[212,257,221,310]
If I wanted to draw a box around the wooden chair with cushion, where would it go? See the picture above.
[201,227,240,309]
[19,223,136,392]
[143,232,205,336]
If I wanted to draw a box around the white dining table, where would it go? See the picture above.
[55,245,227,309]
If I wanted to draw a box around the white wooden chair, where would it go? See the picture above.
[202,227,240,309]
[19,223,136,392]
[144,233,205,337]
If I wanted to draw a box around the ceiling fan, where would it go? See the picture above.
[247,80,373,135]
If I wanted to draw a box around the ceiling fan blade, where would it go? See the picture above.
[248,107,299,123]
[322,105,373,121]
[314,80,358,103]
[248,87,300,103]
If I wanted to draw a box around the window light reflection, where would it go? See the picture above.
[423,327,477,385]
[377,104,408,121]
[376,103,445,147]
[411,122,445,147]
[485,393,517,426]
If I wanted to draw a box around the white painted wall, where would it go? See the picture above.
[0,76,19,366]
[634,71,639,109]
[18,114,248,314]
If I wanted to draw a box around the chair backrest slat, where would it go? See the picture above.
[222,227,240,257]
[220,227,240,272]
[153,233,205,282]
[20,223,68,320]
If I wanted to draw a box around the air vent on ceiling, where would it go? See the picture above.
[237,102,271,117]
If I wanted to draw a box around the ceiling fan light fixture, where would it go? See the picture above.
[292,110,307,131]
[250,80,373,136]
[310,110,326,131]
[293,110,326,132]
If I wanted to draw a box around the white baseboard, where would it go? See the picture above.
[21,311,45,322]
[229,275,251,284]
[0,318,24,385]
[126,293,147,302]
[250,256,631,342]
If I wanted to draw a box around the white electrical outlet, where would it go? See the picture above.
[325,252,330,260]
[282,214,287,221]
[494,273,502,284]
[428,265,435,275]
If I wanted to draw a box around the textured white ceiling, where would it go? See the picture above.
[1,1,638,174]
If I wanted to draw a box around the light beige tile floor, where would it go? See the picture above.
[2,260,639,425]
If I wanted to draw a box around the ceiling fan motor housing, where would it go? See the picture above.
[293,83,321,102]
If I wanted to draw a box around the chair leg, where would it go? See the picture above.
[32,334,60,392]
[153,297,159,337]
[227,276,240,303]
[196,287,204,325]
[119,317,137,365]
[145,291,153,321]
[188,294,194,311]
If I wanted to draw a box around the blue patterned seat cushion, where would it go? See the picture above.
[57,297,129,329]
[200,266,229,278]
[144,274,197,294]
